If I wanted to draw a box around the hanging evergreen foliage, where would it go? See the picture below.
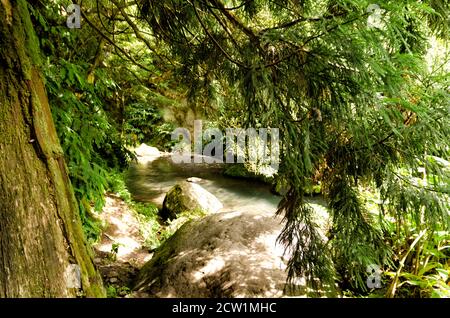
[136,0,449,290]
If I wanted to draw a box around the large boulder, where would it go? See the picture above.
[161,181,223,220]
[133,210,294,298]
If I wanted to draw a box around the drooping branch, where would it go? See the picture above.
[109,0,157,54]
[190,0,249,69]
[78,6,154,73]
[263,13,367,68]
[259,12,346,33]
[205,4,241,49]
[208,0,260,45]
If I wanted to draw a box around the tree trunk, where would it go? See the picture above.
[0,0,104,297]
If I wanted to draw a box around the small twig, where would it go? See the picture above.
[386,229,426,298]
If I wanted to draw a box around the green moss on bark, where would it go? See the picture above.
[0,0,105,297]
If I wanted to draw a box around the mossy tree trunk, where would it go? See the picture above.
[0,0,104,297]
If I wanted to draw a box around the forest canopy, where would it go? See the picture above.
[134,0,449,293]
[0,0,448,298]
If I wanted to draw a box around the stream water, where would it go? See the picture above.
[123,152,331,297]
[125,155,282,214]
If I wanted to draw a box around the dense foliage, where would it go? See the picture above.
[136,0,449,295]
[28,0,177,241]
[27,0,449,297]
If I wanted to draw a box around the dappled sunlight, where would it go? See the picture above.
[132,209,323,297]
[192,257,226,283]
[128,155,337,298]
[2,0,448,299]
[94,195,152,266]
[219,211,243,220]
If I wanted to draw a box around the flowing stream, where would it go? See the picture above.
[123,152,332,297]
[125,155,282,214]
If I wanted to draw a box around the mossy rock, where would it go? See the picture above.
[161,181,223,220]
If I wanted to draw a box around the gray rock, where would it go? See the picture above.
[133,210,294,297]
[161,181,223,220]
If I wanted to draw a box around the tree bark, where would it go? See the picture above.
[0,0,104,297]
